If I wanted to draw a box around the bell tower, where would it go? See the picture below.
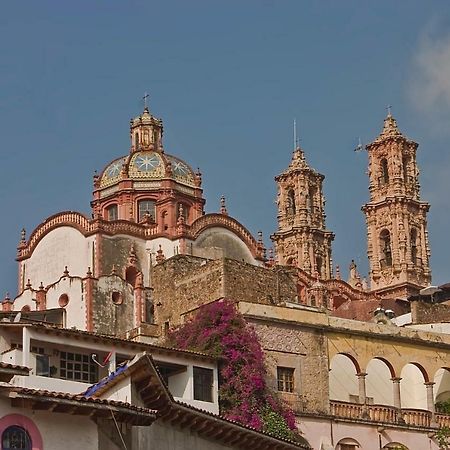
[362,111,431,298]
[271,146,334,278]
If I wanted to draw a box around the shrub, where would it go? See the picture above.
[167,299,298,440]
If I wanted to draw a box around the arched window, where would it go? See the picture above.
[380,158,389,185]
[2,426,31,450]
[106,204,118,221]
[308,187,315,213]
[402,156,409,183]
[134,132,139,149]
[316,256,323,277]
[138,199,156,222]
[410,228,418,264]
[287,190,296,215]
[143,129,149,145]
[380,229,392,267]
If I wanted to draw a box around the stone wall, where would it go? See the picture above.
[411,299,450,324]
[250,319,329,414]
[92,275,135,335]
[152,255,299,328]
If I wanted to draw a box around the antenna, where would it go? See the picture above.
[293,118,297,150]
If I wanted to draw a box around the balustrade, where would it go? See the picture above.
[330,401,436,428]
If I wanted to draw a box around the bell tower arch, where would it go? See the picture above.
[362,111,431,297]
[271,146,334,278]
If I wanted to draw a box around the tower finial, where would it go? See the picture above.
[293,118,297,150]
[386,104,392,117]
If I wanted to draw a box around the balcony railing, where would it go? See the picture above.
[330,401,437,428]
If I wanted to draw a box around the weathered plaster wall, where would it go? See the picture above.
[299,415,439,450]
[136,420,233,450]
[93,275,135,335]
[193,227,257,264]
[0,401,98,450]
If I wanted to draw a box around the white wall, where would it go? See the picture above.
[0,399,98,450]
[400,364,427,409]
[366,359,394,406]
[22,227,92,289]
[329,354,358,402]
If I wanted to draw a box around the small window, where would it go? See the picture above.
[2,426,31,450]
[60,351,98,383]
[410,229,418,264]
[58,293,69,307]
[402,156,409,182]
[380,229,392,267]
[36,354,50,377]
[138,199,156,222]
[277,367,294,393]
[287,190,296,215]
[193,366,213,402]
[111,291,123,305]
[380,158,389,185]
[107,204,118,221]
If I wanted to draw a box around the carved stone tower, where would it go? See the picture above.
[362,112,431,298]
[271,146,334,278]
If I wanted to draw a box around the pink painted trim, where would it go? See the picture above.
[0,414,43,449]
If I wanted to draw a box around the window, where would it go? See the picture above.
[138,199,156,222]
[60,351,98,383]
[410,229,418,264]
[380,229,392,267]
[380,158,389,185]
[308,187,315,212]
[134,132,139,149]
[402,156,409,182]
[193,366,213,402]
[36,354,50,377]
[277,367,294,393]
[107,204,118,221]
[287,190,296,215]
[339,445,358,450]
[2,426,31,450]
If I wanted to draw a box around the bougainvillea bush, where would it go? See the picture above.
[167,299,298,440]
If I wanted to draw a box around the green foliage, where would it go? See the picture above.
[436,426,450,450]
[436,400,450,414]
[167,299,298,440]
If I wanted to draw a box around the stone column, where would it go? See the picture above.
[391,377,402,410]
[357,372,367,404]
[425,382,435,414]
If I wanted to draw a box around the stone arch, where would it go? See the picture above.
[382,443,408,450]
[434,367,450,405]
[400,362,428,409]
[366,357,396,406]
[0,414,43,450]
[329,353,360,402]
[335,437,361,450]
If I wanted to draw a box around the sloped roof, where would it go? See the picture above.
[85,352,311,450]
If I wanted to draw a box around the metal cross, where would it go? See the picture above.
[143,92,149,109]
[386,104,392,116]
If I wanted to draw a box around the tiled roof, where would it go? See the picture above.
[0,322,216,361]
[85,352,311,450]
[0,362,30,373]
[3,386,157,426]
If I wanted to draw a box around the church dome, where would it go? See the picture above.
[98,105,197,190]
[98,150,196,188]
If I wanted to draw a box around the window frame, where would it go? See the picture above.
[2,425,31,450]
[277,366,295,393]
[193,366,214,403]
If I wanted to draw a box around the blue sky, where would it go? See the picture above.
[1,1,450,296]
